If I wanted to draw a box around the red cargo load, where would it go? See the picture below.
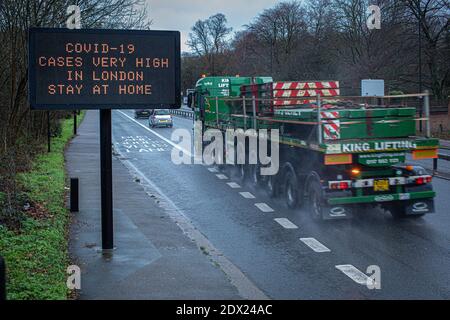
[240,81,340,110]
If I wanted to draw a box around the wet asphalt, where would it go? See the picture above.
[111,109,450,299]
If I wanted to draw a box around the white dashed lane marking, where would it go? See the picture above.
[300,238,331,253]
[227,182,241,189]
[335,265,374,286]
[240,192,255,199]
[274,218,298,229]
[255,203,275,212]
[216,174,228,180]
[208,167,218,173]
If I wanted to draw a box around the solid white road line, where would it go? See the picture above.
[255,203,275,212]
[300,238,331,253]
[227,182,241,189]
[117,110,192,157]
[240,192,255,199]
[335,265,374,286]
[274,218,298,229]
[216,174,228,180]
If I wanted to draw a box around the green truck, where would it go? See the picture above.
[189,76,439,220]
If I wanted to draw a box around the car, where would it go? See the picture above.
[134,109,152,119]
[149,109,173,128]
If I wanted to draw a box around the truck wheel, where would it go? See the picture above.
[308,181,324,221]
[266,175,278,198]
[284,171,300,209]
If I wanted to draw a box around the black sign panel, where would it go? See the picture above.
[28,28,180,110]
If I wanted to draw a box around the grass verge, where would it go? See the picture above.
[0,112,85,300]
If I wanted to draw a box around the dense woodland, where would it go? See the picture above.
[183,0,449,103]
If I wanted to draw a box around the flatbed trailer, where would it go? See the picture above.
[190,76,439,220]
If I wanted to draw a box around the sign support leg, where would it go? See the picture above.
[74,110,77,135]
[47,111,51,152]
[100,109,114,251]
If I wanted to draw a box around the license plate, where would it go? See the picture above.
[374,179,389,192]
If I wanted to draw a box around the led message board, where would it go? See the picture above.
[29,28,180,109]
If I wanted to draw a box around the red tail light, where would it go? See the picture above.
[415,176,432,185]
[339,182,349,190]
[330,181,350,190]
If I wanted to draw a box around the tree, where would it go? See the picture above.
[244,1,308,79]
[403,0,450,101]
[187,13,232,76]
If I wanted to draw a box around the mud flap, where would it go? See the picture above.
[322,205,353,220]
[404,199,435,216]
[323,191,353,220]
[404,184,435,216]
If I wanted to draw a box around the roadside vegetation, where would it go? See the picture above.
[0,113,83,299]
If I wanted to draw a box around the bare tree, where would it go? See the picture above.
[245,1,307,78]
[403,0,450,101]
[187,13,232,75]
[208,13,232,54]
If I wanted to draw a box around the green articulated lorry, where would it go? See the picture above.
[189,76,439,220]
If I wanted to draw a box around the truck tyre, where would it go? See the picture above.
[308,180,324,221]
[284,166,300,209]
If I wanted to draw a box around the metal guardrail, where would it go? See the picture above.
[415,106,448,115]
[433,145,450,175]
[170,109,194,119]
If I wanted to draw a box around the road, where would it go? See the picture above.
[111,109,450,299]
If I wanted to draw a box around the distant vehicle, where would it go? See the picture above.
[149,109,173,128]
[134,109,152,119]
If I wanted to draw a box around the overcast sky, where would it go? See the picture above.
[146,0,279,52]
